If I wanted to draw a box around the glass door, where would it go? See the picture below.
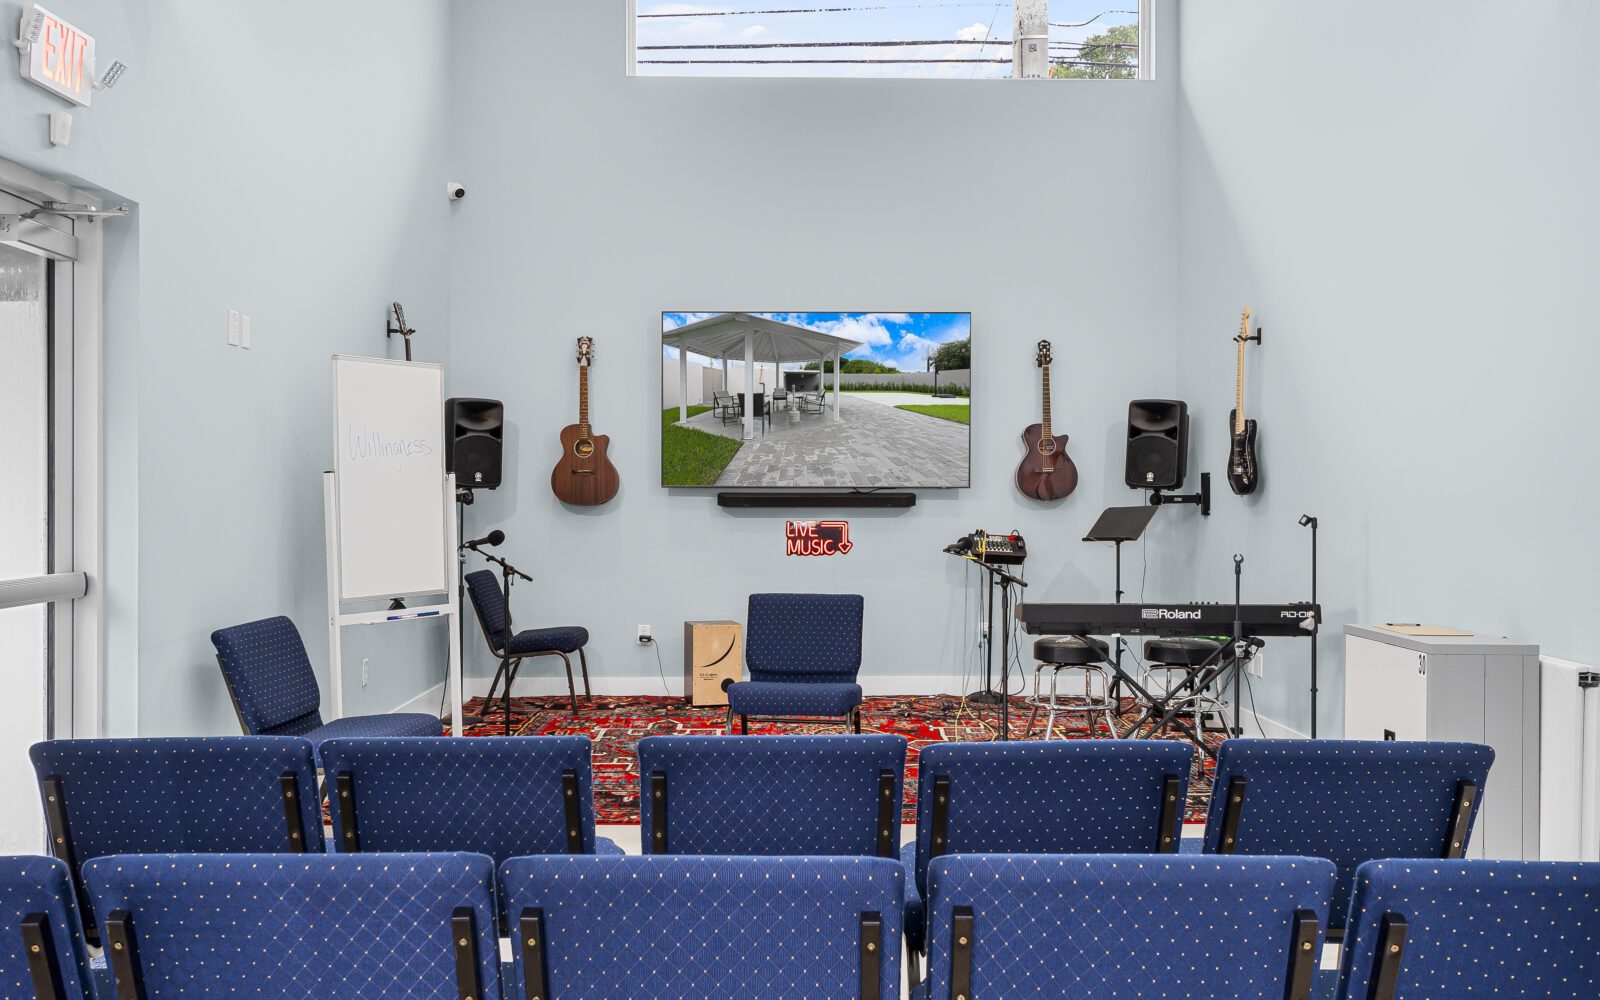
[0,165,95,853]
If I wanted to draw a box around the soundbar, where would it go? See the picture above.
[1016,601,1319,638]
[716,492,917,509]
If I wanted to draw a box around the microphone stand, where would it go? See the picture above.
[470,541,532,737]
[1300,515,1320,738]
[965,561,1027,740]
[1230,554,1245,738]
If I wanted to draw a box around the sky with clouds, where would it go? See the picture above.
[664,312,971,371]
[635,2,1139,79]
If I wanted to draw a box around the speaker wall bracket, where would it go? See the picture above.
[1149,472,1211,517]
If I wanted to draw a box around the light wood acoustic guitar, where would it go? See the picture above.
[550,336,620,506]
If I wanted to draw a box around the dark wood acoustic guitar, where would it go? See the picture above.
[1227,307,1261,496]
[1015,339,1079,502]
[550,336,620,506]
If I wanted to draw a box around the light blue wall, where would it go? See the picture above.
[1170,1,1600,736]
[0,1,457,734]
[444,1,1186,693]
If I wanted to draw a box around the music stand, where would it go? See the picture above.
[1084,506,1160,703]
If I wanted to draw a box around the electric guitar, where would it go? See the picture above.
[550,336,620,506]
[1227,307,1260,496]
[1015,340,1079,502]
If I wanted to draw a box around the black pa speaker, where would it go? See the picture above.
[1125,399,1188,490]
[446,397,503,490]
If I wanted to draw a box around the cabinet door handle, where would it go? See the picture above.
[1418,653,1427,676]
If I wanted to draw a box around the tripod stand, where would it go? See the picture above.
[966,560,1027,739]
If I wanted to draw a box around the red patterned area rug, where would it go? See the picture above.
[450,694,1221,826]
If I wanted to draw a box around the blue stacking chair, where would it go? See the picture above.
[1337,857,1600,998]
[0,856,94,1000]
[902,740,1194,972]
[464,569,591,716]
[320,736,623,918]
[29,737,324,943]
[1199,740,1495,934]
[916,854,1337,1000]
[1337,859,1600,999]
[725,593,866,732]
[502,854,903,1000]
[84,852,500,1000]
[637,734,905,857]
[210,616,442,747]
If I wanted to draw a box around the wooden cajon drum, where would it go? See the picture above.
[684,620,743,706]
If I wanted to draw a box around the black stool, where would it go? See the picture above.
[1143,637,1228,729]
[1025,636,1115,738]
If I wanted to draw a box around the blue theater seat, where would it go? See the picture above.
[0,856,94,1000]
[84,852,500,1000]
[1337,859,1600,999]
[502,854,902,1000]
[636,733,904,857]
[902,740,1193,962]
[916,853,1336,1000]
[29,737,324,942]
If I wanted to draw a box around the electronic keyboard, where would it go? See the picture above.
[1015,601,1319,638]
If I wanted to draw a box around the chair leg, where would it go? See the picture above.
[555,651,579,715]
[906,943,924,988]
[740,714,749,734]
[577,647,593,700]
[851,707,862,733]
[484,656,512,708]
[725,706,734,734]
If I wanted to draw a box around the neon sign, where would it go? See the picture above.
[18,6,95,107]
[786,520,853,557]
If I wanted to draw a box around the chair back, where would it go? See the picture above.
[911,740,1193,894]
[463,569,510,654]
[30,737,324,935]
[502,854,902,1000]
[746,593,864,683]
[921,854,1336,1000]
[1202,739,1495,928]
[1337,859,1600,999]
[209,617,324,735]
[0,856,94,1000]
[321,736,601,861]
[637,734,904,857]
[84,852,499,1000]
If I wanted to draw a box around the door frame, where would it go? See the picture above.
[0,157,105,740]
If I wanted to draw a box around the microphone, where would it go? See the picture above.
[465,530,505,550]
[1299,610,1318,632]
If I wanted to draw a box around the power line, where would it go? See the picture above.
[1049,10,1138,28]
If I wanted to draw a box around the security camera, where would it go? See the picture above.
[446,182,466,201]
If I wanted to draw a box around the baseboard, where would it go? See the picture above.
[391,682,447,717]
[459,673,977,700]
[1234,705,1307,740]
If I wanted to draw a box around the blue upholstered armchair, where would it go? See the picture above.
[725,593,865,733]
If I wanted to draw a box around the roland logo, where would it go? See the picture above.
[1141,607,1201,620]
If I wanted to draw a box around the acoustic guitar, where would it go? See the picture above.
[1227,307,1261,496]
[550,336,620,506]
[1015,339,1079,502]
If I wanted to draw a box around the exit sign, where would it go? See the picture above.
[18,5,95,107]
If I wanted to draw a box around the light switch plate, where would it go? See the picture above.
[240,314,252,349]
[227,310,241,347]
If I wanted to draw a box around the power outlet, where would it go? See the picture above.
[637,625,652,644]
[361,657,370,687]
[1250,651,1265,678]
[227,309,241,347]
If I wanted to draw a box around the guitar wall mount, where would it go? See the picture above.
[1149,472,1212,517]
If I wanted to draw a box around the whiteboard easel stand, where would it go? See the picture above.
[323,471,464,737]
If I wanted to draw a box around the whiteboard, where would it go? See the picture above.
[331,356,447,602]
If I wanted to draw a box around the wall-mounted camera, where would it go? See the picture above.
[446,182,467,201]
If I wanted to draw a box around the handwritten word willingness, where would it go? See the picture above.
[786,519,854,557]
[345,425,433,470]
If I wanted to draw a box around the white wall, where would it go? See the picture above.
[446,1,1183,691]
[0,0,457,734]
[1169,1,1600,736]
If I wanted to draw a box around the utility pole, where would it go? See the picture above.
[1013,0,1048,79]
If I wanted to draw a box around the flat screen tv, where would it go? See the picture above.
[662,312,971,489]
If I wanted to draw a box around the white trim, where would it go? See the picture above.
[391,681,448,718]
[1234,705,1307,741]
[70,209,102,739]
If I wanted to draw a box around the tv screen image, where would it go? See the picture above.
[662,312,971,489]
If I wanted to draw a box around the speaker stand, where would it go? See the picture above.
[1149,472,1212,516]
